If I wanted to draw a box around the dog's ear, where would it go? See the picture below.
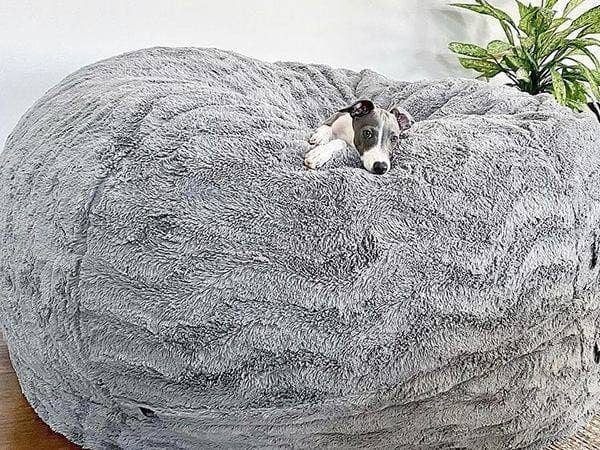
[390,106,415,131]
[339,99,375,118]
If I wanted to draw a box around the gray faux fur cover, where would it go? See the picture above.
[1,47,600,450]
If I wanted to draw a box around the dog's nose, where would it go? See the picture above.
[372,161,388,175]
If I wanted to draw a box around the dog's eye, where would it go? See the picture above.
[362,129,373,139]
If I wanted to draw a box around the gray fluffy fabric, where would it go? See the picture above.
[1,47,600,450]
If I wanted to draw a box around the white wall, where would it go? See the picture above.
[0,0,596,146]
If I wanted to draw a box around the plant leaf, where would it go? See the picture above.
[520,36,535,50]
[579,64,600,101]
[452,2,519,45]
[544,0,559,9]
[578,21,600,36]
[562,61,600,100]
[458,57,502,77]
[516,1,535,20]
[487,40,513,57]
[500,20,517,46]
[519,7,555,35]
[549,17,569,30]
[518,7,538,34]
[503,54,528,70]
[450,3,494,15]
[518,40,538,70]
[570,47,600,67]
[538,31,568,59]
[568,38,600,50]
[561,64,588,81]
[477,0,516,23]
[565,80,589,111]
[452,1,515,27]
[537,8,557,31]
[563,0,585,17]
[516,68,530,81]
[551,69,567,104]
[448,42,490,58]
[572,5,600,30]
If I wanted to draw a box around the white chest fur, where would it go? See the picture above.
[330,113,354,147]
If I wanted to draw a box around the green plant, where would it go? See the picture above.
[448,0,600,111]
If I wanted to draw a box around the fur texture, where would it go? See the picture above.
[1,47,600,449]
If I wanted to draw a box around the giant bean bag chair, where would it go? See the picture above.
[1,47,600,450]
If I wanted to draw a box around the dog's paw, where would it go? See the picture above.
[304,145,333,169]
[309,125,332,145]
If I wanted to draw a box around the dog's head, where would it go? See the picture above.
[339,100,414,175]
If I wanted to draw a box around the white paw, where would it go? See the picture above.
[309,125,332,145]
[304,145,333,169]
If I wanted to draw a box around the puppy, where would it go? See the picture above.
[305,100,414,174]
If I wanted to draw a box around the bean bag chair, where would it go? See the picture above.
[1,47,600,450]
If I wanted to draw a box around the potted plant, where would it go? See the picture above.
[448,0,600,121]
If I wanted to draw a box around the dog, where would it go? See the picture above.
[304,100,414,175]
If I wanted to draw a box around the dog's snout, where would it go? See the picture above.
[372,161,388,175]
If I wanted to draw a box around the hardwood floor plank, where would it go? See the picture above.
[0,333,12,374]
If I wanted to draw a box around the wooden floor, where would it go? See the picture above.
[0,331,598,450]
